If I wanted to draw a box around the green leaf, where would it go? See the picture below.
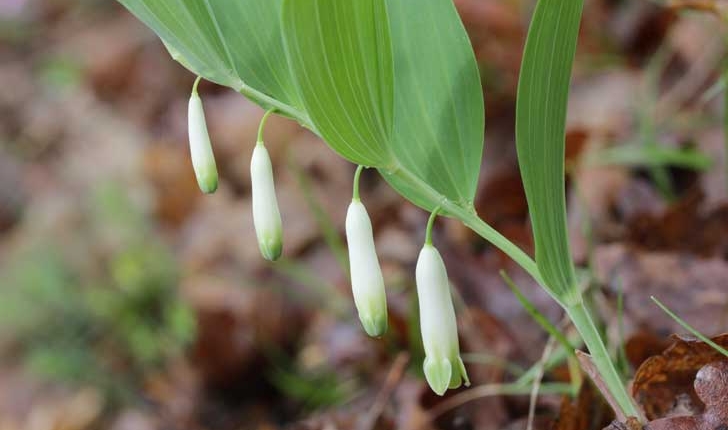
[281,0,394,168]
[122,0,484,215]
[118,0,302,111]
[515,0,583,302]
[281,0,483,212]
[382,0,485,211]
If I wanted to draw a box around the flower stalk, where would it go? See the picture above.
[251,109,283,261]
[188,77,219,194]
[345,166,388,337]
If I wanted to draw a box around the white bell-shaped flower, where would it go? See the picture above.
[416,244,470,395]
[187,80,218,194]
[346,199,388,337]
[250,143,283,261]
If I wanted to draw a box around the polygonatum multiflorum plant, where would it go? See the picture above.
[119,0,643,420]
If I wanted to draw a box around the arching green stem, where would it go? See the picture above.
[257,108,277,145]
[236,81,311,130]
[425,207,442,246]
[192,76,202,94]
[352,165,365,202]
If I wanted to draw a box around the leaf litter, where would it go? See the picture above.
[0,0,728,429]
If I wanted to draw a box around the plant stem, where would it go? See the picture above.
[257,108,276,144]
[352,165,364,201]
[425,207,441,245]
[378,149,638,419]
[237,81,312,129]
[455,209,544,289]
[385,166,544,287]
[566,301,642,420]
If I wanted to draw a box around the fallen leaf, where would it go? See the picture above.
[632,334,728,420]
[644,360,728,430]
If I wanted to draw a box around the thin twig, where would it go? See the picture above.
[666,0,724,16]
[423,383,573,424]
[576,351,629,423]
[528,336,558,430]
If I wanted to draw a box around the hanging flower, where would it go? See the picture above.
[346,198,388,337]
[187,77,218,194]
[416,243,470,395]
[251,143,283,261]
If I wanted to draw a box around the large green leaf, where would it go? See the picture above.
[515,0,583,302]
[118,0,302,111]
[122,0,484,215]
[281,0,483,212]
[281,0,394,168]
[382,0,485,211]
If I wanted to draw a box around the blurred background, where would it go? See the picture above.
[0,0,727,429]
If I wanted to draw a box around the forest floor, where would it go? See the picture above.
[0,0,727,429]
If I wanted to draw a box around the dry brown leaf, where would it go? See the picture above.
[632,334,728,420]
[644,360,728,430]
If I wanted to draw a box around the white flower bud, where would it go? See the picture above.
[416,244,470,395]
[251,144,282,261]
[345,200,388,337]
[188,89,218,194]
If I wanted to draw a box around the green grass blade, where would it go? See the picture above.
[500,271,575,355]
[515,0,582,303]
[587,143,712,171]
[651,296,728,358]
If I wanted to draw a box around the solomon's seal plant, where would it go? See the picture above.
[187,76,218,194]
[119,0,643,420]
[251,109,283,262]
[416,209,469,395]
[345,166,388,338]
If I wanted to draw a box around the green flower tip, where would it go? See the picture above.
[188,84,219,195]
[424,357,452,396]
[251,145,283,262]
[423,356,470,395]
[197,171,218,194]
[359,311,388,338]
[258,233,282,262]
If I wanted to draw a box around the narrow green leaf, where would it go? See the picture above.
[500,271,575,355]
[651,296,728,358]
[281,0,394,168]
[118,0,302,110]
[515,0,583,302]
[382,0,485,211]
